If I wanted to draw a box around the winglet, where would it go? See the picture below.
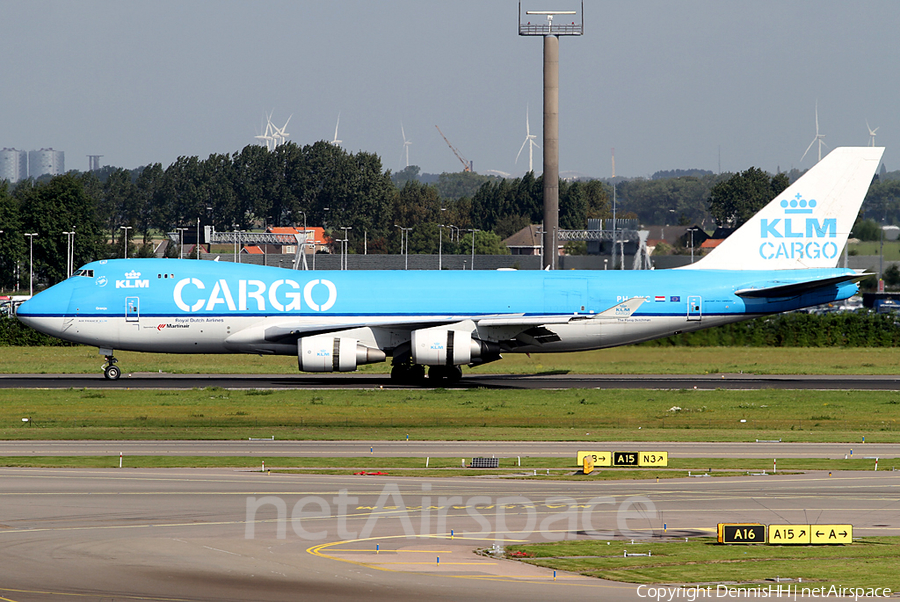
[681,147,883,271]
[594,296,646,318]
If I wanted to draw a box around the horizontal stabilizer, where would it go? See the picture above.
[734,273,861,298]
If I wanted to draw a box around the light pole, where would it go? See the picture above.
[467,228,479,270]
[880,222,885,291]
[232,225,239,263]
[519,4,583,269]
[395,225,412,270]
[24,233,37,296]
[176,228,187,260]
[334,237,346,269]
[119,226,131,259]
[438,224,445,271]
[690,227,695,264]
[62,230,75,277]
[297,210,308,270]
[340,226,352,270]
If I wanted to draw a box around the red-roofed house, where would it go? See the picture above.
[266,226,331,255]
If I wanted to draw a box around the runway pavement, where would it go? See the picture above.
[3,372,900,390]
[1,467,898,601]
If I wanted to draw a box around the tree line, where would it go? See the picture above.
[0,142,614,290]
[2,137,900,291]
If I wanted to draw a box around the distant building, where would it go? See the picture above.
[502,224,564,256]
[265,226,330,255]
[502,225,542,256]
[0,148,28,183]
[28,148,64,178]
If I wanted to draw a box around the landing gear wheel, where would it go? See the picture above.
[104,364,121,380]
[102,354,120,380]
[390,363,426,385]
[428,365,463,384]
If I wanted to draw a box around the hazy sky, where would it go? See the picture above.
[2,0,897,178]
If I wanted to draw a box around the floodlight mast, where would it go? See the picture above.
[519,2,582,270]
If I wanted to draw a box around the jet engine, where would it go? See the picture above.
[410,326,498,366]
[298,336,386,372]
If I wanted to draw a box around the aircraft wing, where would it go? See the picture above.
[229,298,648,347]
[734,273,862,298]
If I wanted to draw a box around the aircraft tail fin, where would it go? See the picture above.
[681,147,883,271]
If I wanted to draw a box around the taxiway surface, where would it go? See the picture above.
[1,468,898,601]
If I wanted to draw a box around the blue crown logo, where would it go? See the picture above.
[125,270,141,279]
[780,193,816,214]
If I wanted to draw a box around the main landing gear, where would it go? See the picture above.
[390,363,425,385]
[390,362,462,386]
[428,365,462,384]
[103,354,121,380]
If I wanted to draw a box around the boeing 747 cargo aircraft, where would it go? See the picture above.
[17,147,883,383]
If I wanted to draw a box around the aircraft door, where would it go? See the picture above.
[126,297,140,322]
[687,296,702,321]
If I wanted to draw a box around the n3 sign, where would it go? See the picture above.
[638,452,668,467]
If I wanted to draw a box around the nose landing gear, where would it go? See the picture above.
[102,353,120,380]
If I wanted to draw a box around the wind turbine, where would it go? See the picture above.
[867,120,879,147]
[400,122,412,168]
[271,114,292,147]
[331,113,342,146]
[515,103,540,173]
[255,112,276,151]
[800,101,827,164]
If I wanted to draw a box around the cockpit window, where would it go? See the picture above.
[73,269,94,278]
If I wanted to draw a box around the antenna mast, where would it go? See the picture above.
[519,1,583,270]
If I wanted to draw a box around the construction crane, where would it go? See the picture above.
[435,125,472,172]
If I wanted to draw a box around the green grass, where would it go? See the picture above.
[0,455,886,478]
[506,537,900,590]
[850,240,900,261]
[7,346,900,375]
[2,387,899,442]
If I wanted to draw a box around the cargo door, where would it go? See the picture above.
[126,297,140,322]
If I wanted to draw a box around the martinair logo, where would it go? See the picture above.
[116,270,150,289]
[758,193,838,261]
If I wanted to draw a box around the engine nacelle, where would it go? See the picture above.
[411,327,484,366]
[298,336,386,372]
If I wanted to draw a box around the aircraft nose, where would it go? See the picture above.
[14,297,36,325]
[14,286,72,337]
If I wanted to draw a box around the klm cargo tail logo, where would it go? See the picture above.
[759,194,838,260]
